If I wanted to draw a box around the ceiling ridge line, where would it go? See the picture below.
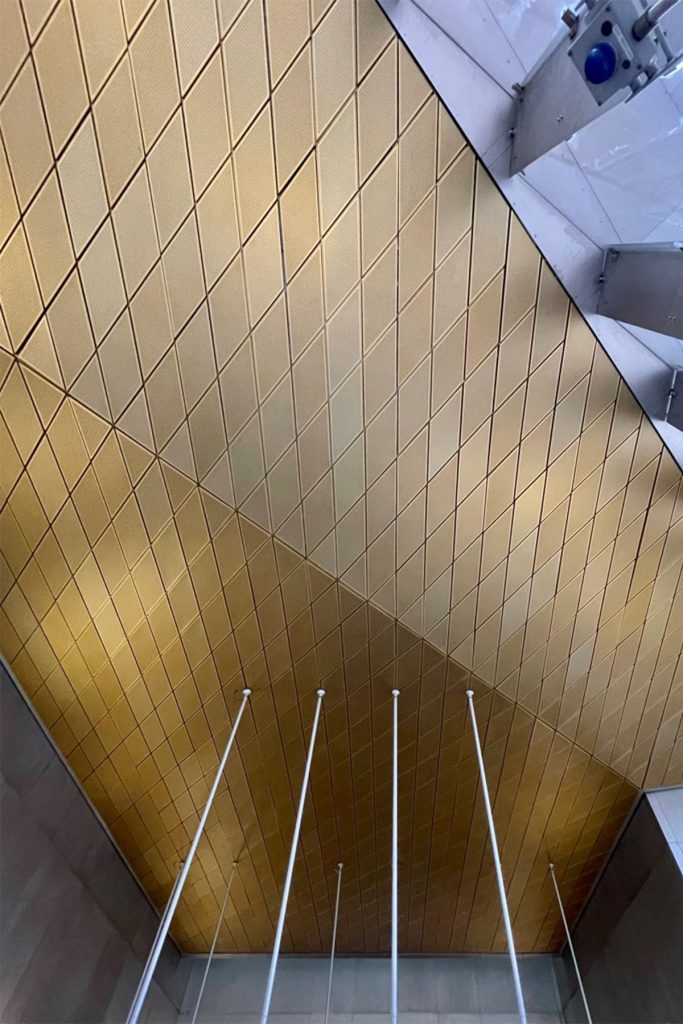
[4,319,666,799]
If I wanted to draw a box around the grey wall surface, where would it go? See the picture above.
[0,661,188,1023]
[179,954,564,1022]
[648,787,683,875]
[558,791,683,1024]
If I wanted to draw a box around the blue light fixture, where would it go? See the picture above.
[584,41,617,84]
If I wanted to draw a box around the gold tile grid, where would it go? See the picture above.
[0,0,682,954]
[0,376,636,954]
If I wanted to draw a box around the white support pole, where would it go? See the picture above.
[324,862,344,1024]
[548,863,593,1024]
[465,690,527,1024]
[391,688,399,1024]
[260,689,326,1024]
[190,861,238,1024]
[128,860,184,1018]
[126,689,252,1024]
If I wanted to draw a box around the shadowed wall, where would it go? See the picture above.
[558,790,683,1023]
[0,661,188,1024]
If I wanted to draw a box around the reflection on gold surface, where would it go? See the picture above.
[1,0,681,954]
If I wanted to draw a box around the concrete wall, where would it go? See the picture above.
[648,787,683,875]
[0,661,188,1024]
[179,954,564,1022]
[558,790,683,1024]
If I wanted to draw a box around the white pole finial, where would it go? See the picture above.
[260,690,326,1023]
[548,862,593,1024]
[465,690,527,1024]
[126,689,251,1024]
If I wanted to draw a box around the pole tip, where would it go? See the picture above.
[391,688,400,697]
[317,688,326,698]
[337,862,344,870]
[242,688,252,697]
[465,688,474,698]
[548,862,554,871]
[232,860,239,868]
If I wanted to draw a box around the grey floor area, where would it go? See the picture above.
[178,955,564,1023]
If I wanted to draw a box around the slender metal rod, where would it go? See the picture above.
[128,860,184,1018]
[391,689,400,1024]
[190,861,238,1024]
[548,863,593,1024]
[465,690,527,1024]
[260,689,326,1024]
[633,0,681,38]
[324,862,344,1024]
[126,689,252,1024]
[665,366,678,421]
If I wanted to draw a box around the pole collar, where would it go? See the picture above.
[391,689,400,697]
[242,688,252,697]
[465,689,474,698]
[317,688,326,698]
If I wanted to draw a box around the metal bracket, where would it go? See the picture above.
[665,370,683,430]
[511,0,683,172]
[598,242,683,340]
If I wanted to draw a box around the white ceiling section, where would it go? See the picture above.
[378,0,683,469]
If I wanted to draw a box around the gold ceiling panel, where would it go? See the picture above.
[1,0,682,954]
[0,374,635,953]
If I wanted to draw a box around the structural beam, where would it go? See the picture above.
[598,243,683,341]
[511,0,683,172]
